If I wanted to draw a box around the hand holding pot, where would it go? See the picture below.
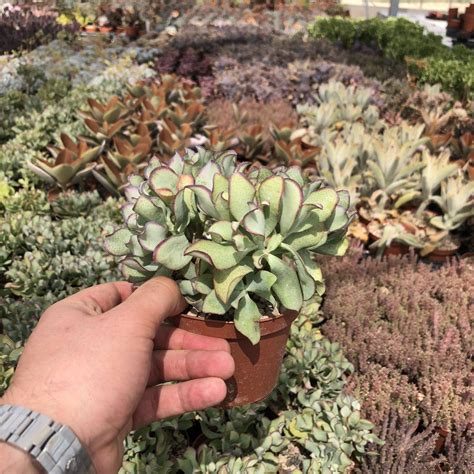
[0,277,234,474]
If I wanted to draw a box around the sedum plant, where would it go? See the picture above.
[105,148,352,343]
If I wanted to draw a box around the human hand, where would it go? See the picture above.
[0,278,234,473]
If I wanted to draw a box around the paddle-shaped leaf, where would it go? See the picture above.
[266,254,303,310]
[185,240,247,270]
[214,262,253,304]
[234,294,261,345]
[153,235,192,270]
[229,173,255,221]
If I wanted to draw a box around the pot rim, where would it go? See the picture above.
[169,310,298,339]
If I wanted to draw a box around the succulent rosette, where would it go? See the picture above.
[105,148,352,343]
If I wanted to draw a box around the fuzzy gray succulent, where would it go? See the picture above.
[105,148,352,343]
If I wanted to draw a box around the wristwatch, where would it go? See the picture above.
[0,404,96,473]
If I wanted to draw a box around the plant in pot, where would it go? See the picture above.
[123,7,143,39]
[105,148,352,407]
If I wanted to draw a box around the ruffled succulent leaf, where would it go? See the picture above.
[326,205,350,232]
[138,222,168,252]
[214,261,253,304]
[207,221,235,243]
[229,173,255,221]
[153,235,192,270]
[105,228,132,256]
[233,233,257,252]
[195,161,221,189]
[280,178,303,235]
[119,258,165,283]
[213,192,232,221]
[303,188,339,222]
[337,189,350,210]
[167,152,185,175]
[266,254,303,310]
[129,235,147,258]
[202,290,230,314]
[179,280,196,296]
[283,222,327,252]
[234,294,261,345]
[242,208,265,238]
[192,273,213,295]
[149,167,179,201]
[190,185,220,219]
[133,196,164,221]
[299,250,323,283]
[316,235,349,256]
[246,271,277,303]
[281,244,315,301]
[266,234,283,253]
[257,176,283,236]
[185,240,249,270]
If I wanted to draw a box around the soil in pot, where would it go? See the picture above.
[170,311,298,408]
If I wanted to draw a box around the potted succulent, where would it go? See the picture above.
[123,7,142,39]
[105,148,352,406]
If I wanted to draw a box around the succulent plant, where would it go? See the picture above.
[80,96,129,143]
[368,223,424,256]
[270,125,319,170]
[105,148,352,343]
[28,133,101,189]
[430,176,474,230]
[411,151,459,214]
[364,123,427,209]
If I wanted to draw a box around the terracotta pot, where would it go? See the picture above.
[47,188,61,203]
[368,230,410,256]
[448,8,458,19]
[434,427,450,454]
[463,13,474,32]
[447,18,461,29]
[99,26,113,34]
[125,26,139,38]
[426,247,459,263]
[468,161,474,180]
[169,311,298,407]
[85,25,97,33]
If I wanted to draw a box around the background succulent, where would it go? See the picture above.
[106,148,352,343]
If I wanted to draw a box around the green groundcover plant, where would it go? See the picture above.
[308,17,474,100]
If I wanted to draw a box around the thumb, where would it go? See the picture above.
[109,277,187,333]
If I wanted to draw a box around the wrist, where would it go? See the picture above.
[0,388,91,453]
[0,391,96,473]
[0,441,40,474]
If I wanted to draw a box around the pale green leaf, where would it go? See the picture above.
[138,222,168,252]
[234,294,261,344]
[105,228,131,256]
[153,234,192,270]
[266,254,303,310]
[214,263,253,303]
[280,178,303,235]
[258,176,283,236]
[242,208,265,237]
[185,240,248,270]
[229,173,255,221]
[202,290,229,315]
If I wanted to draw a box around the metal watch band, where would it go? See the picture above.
[0,404,96,474]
